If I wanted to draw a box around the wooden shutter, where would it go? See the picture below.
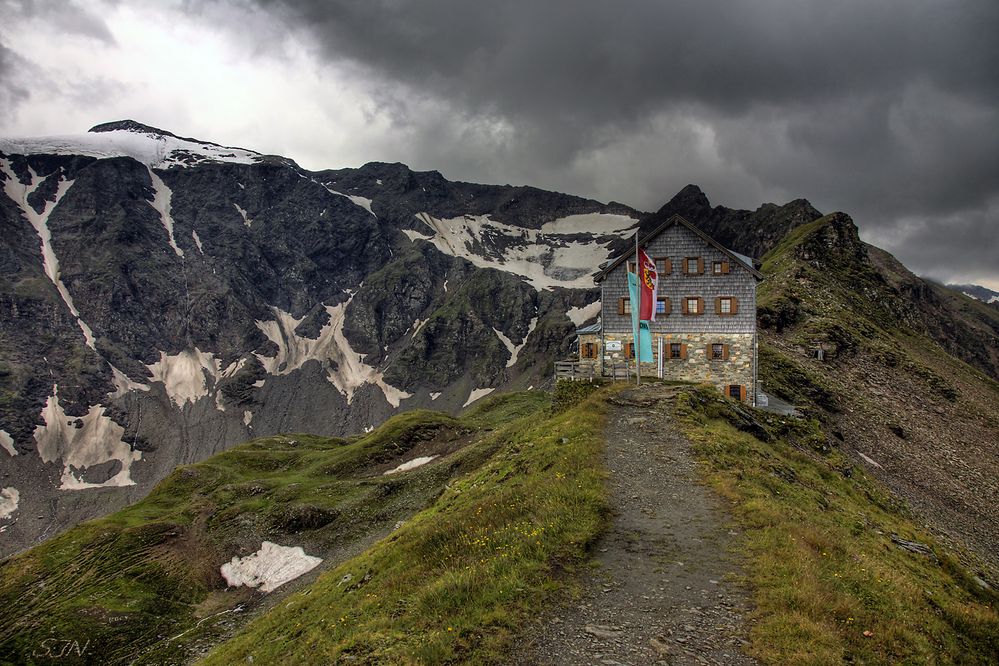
[730,297,739,315]
[714,297,722,315]
[696,297,704,315]
[705,344,713,359]
[723,344,730,360]
[721,261,730,274]
[664,258,672,274]
[618,298,626,315]
[696,257,704,274]
[738,385,747,402]
[680,343,688,359]
[681,298,688,314]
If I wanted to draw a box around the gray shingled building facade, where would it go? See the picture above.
[594,215,762,404]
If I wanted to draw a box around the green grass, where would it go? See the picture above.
[0,386,612,665]
[676,387,999,664]
[201,384,617,664]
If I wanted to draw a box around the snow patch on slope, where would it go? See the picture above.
[192,229,204,253]
[0,488,18,520]
[33,385,141,490]
[0,430,16,456]
[221,541,322,593]
[463,387,495,408]
[384,456,438,475]
[0,129,260,169]
[410,212,637,290]
[233,203,252,228]
[146,348,241,409]
[109,364,150,399]
[254,300,411,407]
[493,316,538,368]
[566,301,601,327]
[318,181,377,218]
[146,168,184,257]
[0,160,96,349]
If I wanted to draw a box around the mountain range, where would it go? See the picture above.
[1,120,997,565]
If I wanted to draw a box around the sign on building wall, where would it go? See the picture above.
[606,341,622,351]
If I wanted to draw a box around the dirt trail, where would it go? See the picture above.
[514,384,757,665]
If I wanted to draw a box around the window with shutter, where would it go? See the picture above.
[684,257,701,274]
[669,343,683,359]
[618,298,631,315]
[710,343,725,360]
[625,342,635,359]
[728,384,742,399]
[684,297,700,315]
[655,296,670,315]
[655,257,671,274]
[716,297,736,315]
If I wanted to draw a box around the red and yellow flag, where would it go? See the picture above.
[637,247,659,321]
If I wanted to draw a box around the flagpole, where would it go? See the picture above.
[635,231,641,387]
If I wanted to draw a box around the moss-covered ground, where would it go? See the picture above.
[676,387,999,664]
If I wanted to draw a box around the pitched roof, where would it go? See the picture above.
[594,214,764,282]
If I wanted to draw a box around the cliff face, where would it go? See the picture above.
[0,123,646,556]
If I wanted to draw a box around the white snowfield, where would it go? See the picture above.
[0,487,18,520]
[147,168,184,257]
[0,160,95,349]
[384,455,438,475]
[566,301,601,327]
[463,387,495,408]
[0,129,261,169]
[0,430,16,457]
[33,385,141,490]
[254,298,411,407]
[146,348,243,409]
[493,316,538,368]
[318,181,377,218]
[221,541,322,593]
[409,212,637,290]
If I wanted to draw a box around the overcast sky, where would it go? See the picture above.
[2,0,997,289]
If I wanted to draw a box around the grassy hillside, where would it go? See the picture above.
[677,386,999,664]
[0,384,613,664]
[755,212,999,580]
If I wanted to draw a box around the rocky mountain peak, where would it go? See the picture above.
[661,183,711,214]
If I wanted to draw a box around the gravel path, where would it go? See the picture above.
[513,384,757,665]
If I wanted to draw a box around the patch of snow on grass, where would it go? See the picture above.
[411,318,428,337]
[0,487,18,520]
[430,392,442,400]
[493,316,538,368]
[254,300,411,407]
[233,202,252,228]
[384,455,439,475]
[1,160,96,349]
[34,385,141,490]
[463,387,495,408]
[0,430,16,456]
[0,129,260,168]
[146,348,223,408]
[413,211,633,290]
[566,301,601,326]
[220,541,322,593]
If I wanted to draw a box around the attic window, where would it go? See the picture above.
[684,257,704,275]
[712,260,730,275]
[654,257,671,274]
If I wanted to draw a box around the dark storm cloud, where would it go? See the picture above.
[0,41,30,116]
[1,0,117,44]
